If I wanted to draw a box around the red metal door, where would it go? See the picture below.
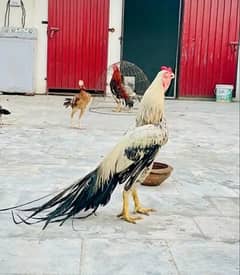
[179,0,240,97]
[47,0,110,92]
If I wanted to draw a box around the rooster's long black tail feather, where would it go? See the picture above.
[0,109,11,115]
[0,192,55,212]
[3,168,119,230]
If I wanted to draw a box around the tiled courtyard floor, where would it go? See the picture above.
[0,94,239,275]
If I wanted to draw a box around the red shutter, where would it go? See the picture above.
[47,0,110,92]
[179,0,240,97]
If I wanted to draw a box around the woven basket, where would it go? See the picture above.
[142,162,173,186]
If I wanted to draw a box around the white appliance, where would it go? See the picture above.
[0,27,37,94]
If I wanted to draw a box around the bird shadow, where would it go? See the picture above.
[68,125,87,130]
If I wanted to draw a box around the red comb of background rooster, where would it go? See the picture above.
[79,80,85,88]
[112,64,120,71]
[160,66,173,73]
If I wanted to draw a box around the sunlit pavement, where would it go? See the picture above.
[0,94,239,275]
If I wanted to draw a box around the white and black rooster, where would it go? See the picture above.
[0,66,174,228]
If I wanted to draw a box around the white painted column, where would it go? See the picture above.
[235,45,240,101]
[107,0,123,67]
[32,0,48,94]
[106,0,123,96]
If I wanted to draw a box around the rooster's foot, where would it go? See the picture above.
[135,207,155,216]
[117,213,142,224]
[112,108,121,112]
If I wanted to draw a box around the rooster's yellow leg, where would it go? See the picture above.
[71,108,78,127]
[78,108,85,128]
[132,188,155,215]
[113,102,122,112]
[117,190,142,223]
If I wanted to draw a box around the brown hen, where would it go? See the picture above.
[63,80,92,127]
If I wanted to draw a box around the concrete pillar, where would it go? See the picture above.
[235,45,240,101]
[32,0,48,94]
[106,0,123,96]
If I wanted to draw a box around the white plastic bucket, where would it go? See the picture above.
[215,84,233,102]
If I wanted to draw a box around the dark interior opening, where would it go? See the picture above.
[122,0,180,97]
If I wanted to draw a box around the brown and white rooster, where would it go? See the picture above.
[0,67,174,228]
[109,65,135,112]
[63,80,92,128]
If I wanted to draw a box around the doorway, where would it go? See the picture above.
[47,0,110,93]
[122,0,181,97]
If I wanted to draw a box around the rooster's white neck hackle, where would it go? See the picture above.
[136,71,165,127]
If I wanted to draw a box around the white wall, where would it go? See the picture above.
[106,0,123,95]
[107,0,123,67]
[0,0,35,27]
[0,0,48,94]
[32,0,48,94]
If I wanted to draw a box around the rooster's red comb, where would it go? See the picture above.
[112,64,120,71]
[78,80,86,89]
[160,66,173,73]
